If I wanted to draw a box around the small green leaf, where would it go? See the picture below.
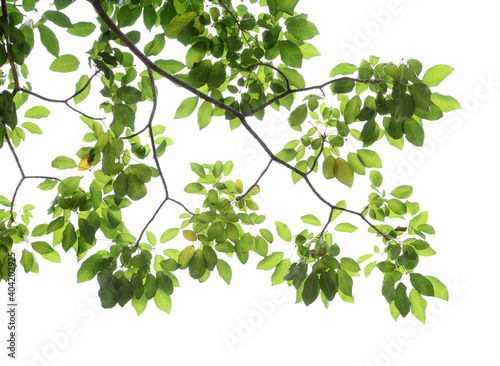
[279,40,303,68]
[31,241,61,263]
[300,214,321,226]
[256,252,283,271]
[25,106,51,119]
[391,185,413,199]
[67,21,96,37]
[394,282,411,317]
[357,149,382,168]
[431,93,461,112]
[333,158,354,187]
[77,253,103,283]
[288,103,307,127]
[409,289,427,323]
[410,273,434,296]
[302,272,319,306]
[426,276,449,301]
[174,97,198,119]
[217,259,232,285]
[49,54,80,73]
[330,63,357,77]
[154,289,171,313]
[340,257,360,272]
[422,64,454,87]
[51,156,76,170]
[403,118,425,147]
[38,24,59,57]
[21,122,43,134]
[275,221,291,242]
[160,228,179,243]
[335,223,358,233]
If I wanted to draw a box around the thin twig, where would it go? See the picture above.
[240,159,272,200]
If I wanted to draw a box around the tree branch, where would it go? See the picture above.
[1,0,20,94]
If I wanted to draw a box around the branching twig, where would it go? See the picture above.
[87,0,393,243]
[240,159,272,200]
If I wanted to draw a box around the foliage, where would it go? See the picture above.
[0,0,459,322]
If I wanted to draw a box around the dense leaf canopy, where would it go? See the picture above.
[0,0,459,322]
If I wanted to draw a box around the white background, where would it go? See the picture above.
[1,0,499,365]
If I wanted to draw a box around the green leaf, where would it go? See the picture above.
[58,176,81,196]
[302,272,319,306]
[394,282,411,317]
[217,259,232,285]
[154,59,185,74]
[127,174,147,201]
[44,10,73,28]
[197,101,213,129]
[78,218,95,244]
[20,249,34,273]
[31,241,61,263]
[286,18,319,41]
[271,0,299,15]
[333,158,354,188]
[51,156,76,170]
[344,96,361,123]
[144,274,157,299]
[319,271,337,301]
[288,103,307,127]
[117,86,142,104]
[391,185,413,199]
[335,223,358,233]
[382,278,396,303]
[66,21,96,37]
[257,252,283,271]
[426,276,449,301]
[144,33,165,56]
[37,179,58,191]
[322,155,335,179]
[77,253,102,283]
[403,118,425,146]
[395,94,415,121]
[409,289,427,323]
[278,40,303,68]
[25,106,50,119]
[156,271,173,295]
[410,273,434,296]
[49,54,80,73]
[160,228,179,243]
[340,257,360,272]
[62,222,76,252]
[23,0,36,11]
[154,289,171,313]
[38,25,59,57]
[337,268,353,297]
[408,84,431,110]
[184,182,204,194]
[275,221,291,242]
[164,12,197,39]
[197,211,218,223]
[370,170,383,187]
[21,122,43,134]
[422,65,454,87]
[387,199,407,215]
[174,97,198,119]
[330,63,357,77]
[300,214,321,226]
[431,93,461,112]
[188,249,207,279]
[357,149,382,168]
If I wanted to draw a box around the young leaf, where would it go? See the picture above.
[275,221,291,242]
